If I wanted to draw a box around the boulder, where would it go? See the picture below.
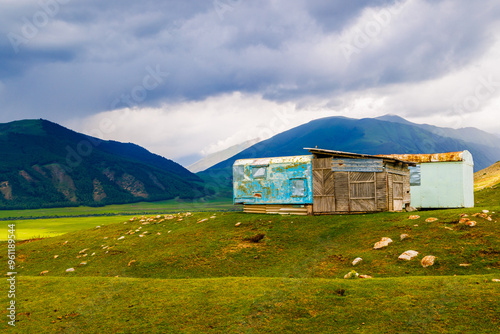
[235,222,241,227]
[465,221,476,227]
[352,257,363,266]
[400,234,409,241]
[373,237,393,249]
[398,250,419,261]
[421,255,436,267]
[425,217,438,222]
[65,268,75,273]
[408,215,420,220]
[344,270,359,279]
[459,218,470,223]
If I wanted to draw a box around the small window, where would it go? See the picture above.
[233,165,245,182]
[251,166,267,178]
[409,165,421,186]
[291,179,306,197]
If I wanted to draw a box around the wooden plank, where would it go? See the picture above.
[403,173,411,205]
[350,182,375,199]
[324,170,334,195]
[335,172,349,212]
[351,199,377,212]
[313,196,335,213]
[376,172,387,211]
[388,173,393,211]
[349,172,375,182]
[312,170,323,196]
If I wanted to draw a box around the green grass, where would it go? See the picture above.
[1,275,498,333]
[0,197,235,220]
[0,216,137,241]
[1,188,499,333]
[11,209,500,280]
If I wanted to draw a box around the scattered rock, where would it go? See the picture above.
[352,257,363,266]
[373,237,393,249]
[95,226,101,229]
[425,217,438,222]
[359,275,373,279]
[156,215,161,219]
[128,260,136,267]
[406,206,417,212]
[465,221,476,227]
[344,270,359,279]
[197,218,208,224]
[409,215,420,220]
[400,234,409,241]
[117,236,125,240]
[460,213,469,217]
[459,264,471,267]
[414,224,419,227]
[139,235,144,238]
[444,227,454,231]
[210,216,216,219]
[459,218,470,223]
[91,253,95,256]
[398,250,419,261]
[492,279,500,282]
[79,248,89,254]
[65,268,75,273]
[482,210,489,214]
[40,270,49,275]
[80,261,87,265]
[157,232,161,235]
[103,237,108,240]
[63,241,68,245]
[486,216,493,221]
[53,255,59,259]
[421,255,436,268]
[235,222,241,227]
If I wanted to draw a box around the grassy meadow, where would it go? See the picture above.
[0,176,499,332]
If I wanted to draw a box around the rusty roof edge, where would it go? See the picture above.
[376,151,470,163]
[304,148,416,166]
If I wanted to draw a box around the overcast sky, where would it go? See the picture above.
[1,0,500,165]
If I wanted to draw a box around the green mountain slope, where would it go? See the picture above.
[0,119,205,209]
[201,116,500,192]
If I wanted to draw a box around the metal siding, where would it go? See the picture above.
[332,159,384,172]
[410,161,474,208]
[233,156,313,205]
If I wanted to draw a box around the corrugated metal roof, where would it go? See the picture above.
[305,148,416,166]
[377,151,472,164]
[234,155,313,166]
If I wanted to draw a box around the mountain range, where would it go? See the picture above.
[200,115,500,189]
[1,116,499,209]
[0,119,205,209]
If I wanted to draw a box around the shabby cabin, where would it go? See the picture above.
[233,148,415,215]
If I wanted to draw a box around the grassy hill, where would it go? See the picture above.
[3,203,500,332]
[0,119,206,209]
[474,161,500,191]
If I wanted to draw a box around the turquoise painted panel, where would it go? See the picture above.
[233,156,313,205]
[410,158,474,208]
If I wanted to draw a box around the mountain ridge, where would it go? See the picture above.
[0,119,205,209]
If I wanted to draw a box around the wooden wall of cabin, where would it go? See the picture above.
[312,159,411,214]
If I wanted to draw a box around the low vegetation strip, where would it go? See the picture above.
[12,209,500,279]
[2,275,498,333]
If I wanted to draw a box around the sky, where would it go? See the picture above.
[1,0,500,166]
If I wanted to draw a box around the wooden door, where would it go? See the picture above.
[312,158,335,213]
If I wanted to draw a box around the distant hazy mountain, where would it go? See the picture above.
[201,116,500,189]
[375,115,500,148]
[0,119,205,209]
[187,138,261,173]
